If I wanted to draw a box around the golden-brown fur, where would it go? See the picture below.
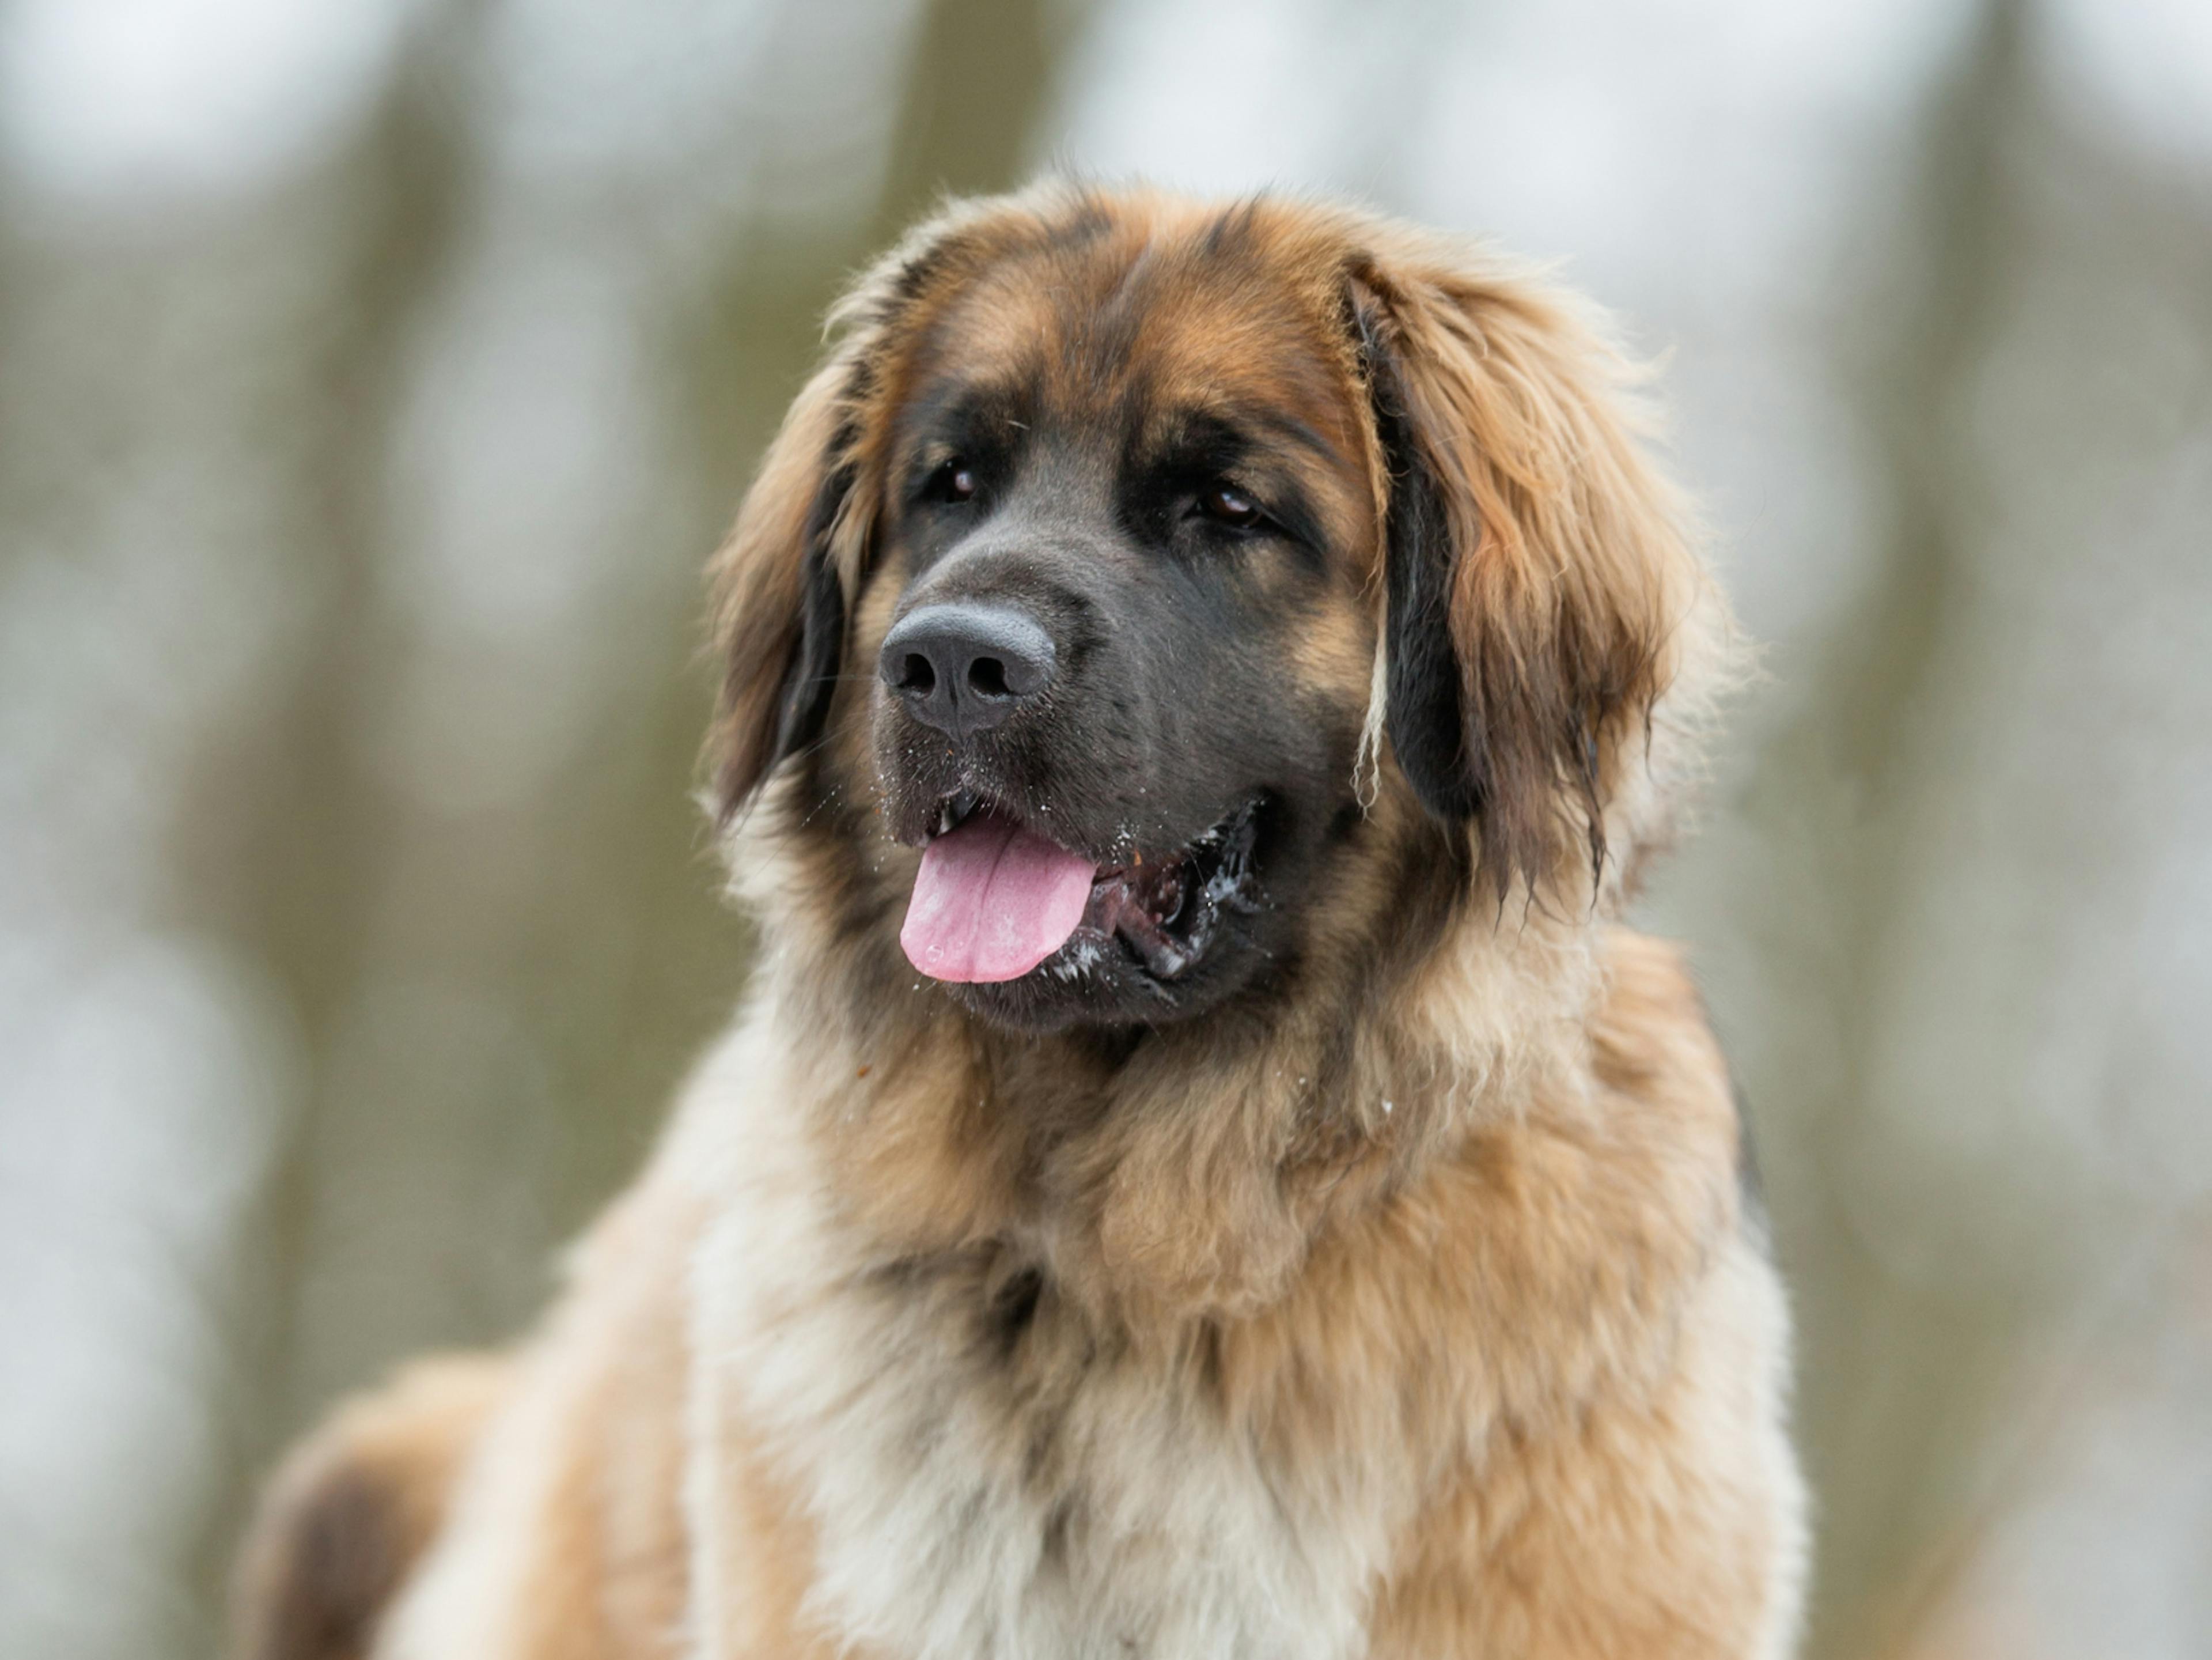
[238,184,1804,1660]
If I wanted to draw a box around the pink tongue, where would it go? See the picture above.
[901,811,1097,983]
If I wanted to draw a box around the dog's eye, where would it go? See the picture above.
[1195,483,1263,529]
[927,458,978,505]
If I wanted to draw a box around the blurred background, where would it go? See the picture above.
[2,0,2208,1655]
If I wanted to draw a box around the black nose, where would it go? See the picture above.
[878,602,1057,738]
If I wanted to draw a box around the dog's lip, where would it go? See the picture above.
[1075,797,1265,984]
[916,786,1097,863]
[930,787,988,840]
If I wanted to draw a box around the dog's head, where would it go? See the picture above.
[708,187,1724,1034]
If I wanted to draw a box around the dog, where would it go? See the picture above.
[236,184,1807,1660]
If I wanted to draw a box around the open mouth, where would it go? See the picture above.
[899,791,1262,987]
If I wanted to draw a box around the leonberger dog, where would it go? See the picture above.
[237,184,1807,1660]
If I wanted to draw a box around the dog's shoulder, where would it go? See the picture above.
[1588,925,1748,1205]
[363,1171,703,1660]
[1590,927,1730,1106]
[1586,924,1770,1232]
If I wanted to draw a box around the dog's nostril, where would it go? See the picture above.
[877,603,1054,734]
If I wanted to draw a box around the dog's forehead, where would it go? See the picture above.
[907,213,1362,464]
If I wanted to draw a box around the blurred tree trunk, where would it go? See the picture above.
[179,5,486,1641]
[1735,3,2064,1653]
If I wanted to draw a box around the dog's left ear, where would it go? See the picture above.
[1350,252,1709,904]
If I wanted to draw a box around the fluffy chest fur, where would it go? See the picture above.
[680,929,1769,1660]
[687,1027,1399,1660]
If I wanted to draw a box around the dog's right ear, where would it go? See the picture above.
[703,347,874,821]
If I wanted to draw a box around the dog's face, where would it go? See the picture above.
[862,233,1382,1028]
[709,190,1697,1035]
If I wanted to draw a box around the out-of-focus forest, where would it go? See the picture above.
[2,1,2209,1656]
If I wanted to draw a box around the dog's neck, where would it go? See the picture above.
[734,816,1608,1337]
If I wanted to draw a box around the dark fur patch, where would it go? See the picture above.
[1362,317,1483,827]
[712,412,859,816]
[773,459,854,763]
[987,1266,1046,1358]
[240,1466,408,1660]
